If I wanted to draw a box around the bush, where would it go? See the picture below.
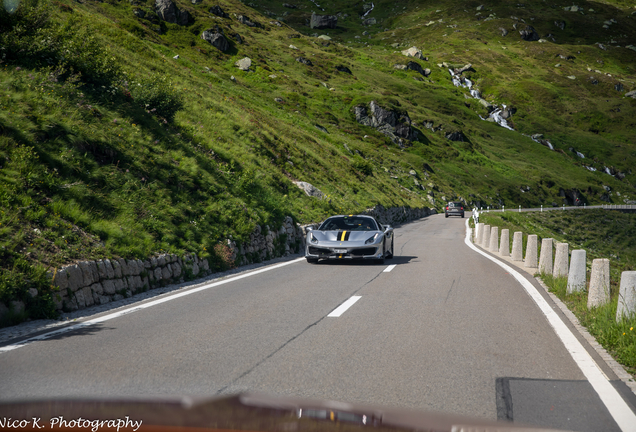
[126,73,184,121]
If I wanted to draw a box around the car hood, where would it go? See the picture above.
[311,230,380,243]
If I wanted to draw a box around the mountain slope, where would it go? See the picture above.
[0,0,634,321]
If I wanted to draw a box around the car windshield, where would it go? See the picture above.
[319,216,378,231]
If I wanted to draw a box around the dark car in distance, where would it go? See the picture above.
[445,202,464,218]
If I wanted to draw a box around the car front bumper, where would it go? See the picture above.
[306,243,383,260]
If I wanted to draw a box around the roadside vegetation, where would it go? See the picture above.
[478,210,636,376]
[1,0,635,324]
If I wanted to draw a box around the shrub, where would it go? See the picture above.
[126,73,184,121]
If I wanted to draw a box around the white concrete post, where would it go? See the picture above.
[553,243,569,278]
[511,232,523,261]
[518,205,521,212]
[489,226,499,252]
[475,223,484,244]
[524,235,538,268]
[481,225,491,248]
[538,238,553,275]
[567,250,587,294]
[500,229,510,257]
[616,271,636,322]
[588,259,610,309]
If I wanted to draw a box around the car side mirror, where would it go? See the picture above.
[384,225,392,231]
[305,227,313,232]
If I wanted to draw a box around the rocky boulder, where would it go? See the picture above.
[310,13,337,29]
[294,181,324,198]
[201,30,229,52]
[626,90,636,99]
[406,61,430,77]
[355,101,418,147]
[209,5,228,18]
[335,65,352,74]
[519,25,540,41]
[237,15,262,28]
[296,57,313,66]
[401,46,424,59]
[235,57,251,71]
[445,131,467,142]
[155,0,190,25]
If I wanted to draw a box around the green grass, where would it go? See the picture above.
[541,273,636,377]
[0,0,635,323]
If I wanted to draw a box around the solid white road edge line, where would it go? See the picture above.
[464,219,636,432]
[0,257,306,354]
[328,296,361,317]
[384,264,397,272]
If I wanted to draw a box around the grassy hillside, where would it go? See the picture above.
[0,0,634,322]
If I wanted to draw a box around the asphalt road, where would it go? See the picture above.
[1,214,634,431]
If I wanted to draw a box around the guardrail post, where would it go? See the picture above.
[502,205,505,212]
[518,205,521,213]
[541,205,543,212]
[562,203,565,210]
[512,232,523,261]
[489,226,499,252]
[588,259,610,309]
[500,229,510,257]
[616,271,636,322]
[481,225,491,247]
[524,235,538,269]
[538,238,553,275]
[567,250,587,293]
[553,243,569,277]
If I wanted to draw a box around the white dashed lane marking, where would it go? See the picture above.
[328,296,361,317]
[384,264,396,272]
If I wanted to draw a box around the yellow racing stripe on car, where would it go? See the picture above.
[340,230,347,241]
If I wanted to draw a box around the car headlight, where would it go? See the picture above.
[365,233,379,244]
[310,233,319,243]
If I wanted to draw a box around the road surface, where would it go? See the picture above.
[1,214,635,431]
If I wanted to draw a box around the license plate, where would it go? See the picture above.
[333,249,347,254]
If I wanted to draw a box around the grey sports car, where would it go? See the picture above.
[305,215,394,264]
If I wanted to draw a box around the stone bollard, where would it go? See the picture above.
[511,232,523,261]
[475,223,484,244]
[553,243,569,278]
[567,250,587,294]
[524,235,538,268]
[500,229,510,257]
[616,271,636,322]
[481,225,491,248]
[489,226,499,252]
[538,238,553,275]
[588,259,610,309]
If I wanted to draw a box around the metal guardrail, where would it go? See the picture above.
[472,205,636,223]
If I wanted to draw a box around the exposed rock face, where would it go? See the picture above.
[519,25,540,41]
[310,13,337,29]
[500,106,517,119]
[335,65,352,74]
[296,57,313,66]
[209,5,228,18]
[626,90,636,99]
[499,27,508,36]
[355,101,417,147]
[554,20,566,30]
[155,0,190,25]
[401,46,423,59]
[235,57,252,71]
[294,181,324,198]
[362,17,376,25]
[201,30,229,52]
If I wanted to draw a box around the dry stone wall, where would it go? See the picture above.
[49,253,210,312]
